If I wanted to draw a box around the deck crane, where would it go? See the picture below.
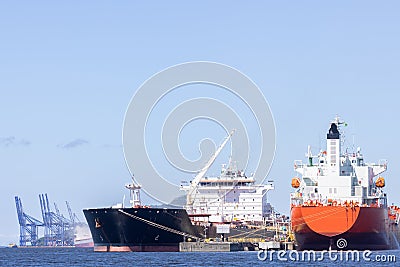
[181,129,235,212]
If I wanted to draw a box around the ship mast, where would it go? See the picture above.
[125,177,142,207]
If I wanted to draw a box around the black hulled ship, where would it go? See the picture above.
[83,182,202,252]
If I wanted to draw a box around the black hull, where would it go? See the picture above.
[83,207,202,252]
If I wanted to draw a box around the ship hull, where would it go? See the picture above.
[74,238,94,248]
[291,206,393,250]
[83,207,202,252]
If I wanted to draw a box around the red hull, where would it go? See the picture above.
[75,242,94,248]
[291,206,396,250]
[94,245,179,252]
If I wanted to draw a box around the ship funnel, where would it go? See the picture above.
[327,123,340,139]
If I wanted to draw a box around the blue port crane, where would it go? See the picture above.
[66,201,80,226]
[14,196,44,246]
[39,193,74,246]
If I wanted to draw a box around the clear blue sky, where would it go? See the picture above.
[1,1,400,245]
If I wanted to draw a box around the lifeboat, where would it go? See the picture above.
[291,177,301,188]
[375,177,385,187]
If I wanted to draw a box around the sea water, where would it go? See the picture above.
[0,248,398,266]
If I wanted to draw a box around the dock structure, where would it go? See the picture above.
[179,241,255,252]
[258,240,295,250]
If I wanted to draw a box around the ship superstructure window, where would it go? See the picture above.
[328,188,338,194]
[303,177,316,186]
[330,140,337,165]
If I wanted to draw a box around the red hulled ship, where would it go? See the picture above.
[290,117,400,250]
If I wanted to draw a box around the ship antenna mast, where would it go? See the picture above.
[125,176,142,208]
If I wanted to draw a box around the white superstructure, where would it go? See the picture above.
[185,162,274,223]
[180,129,274,224]
[291,116,388,207]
